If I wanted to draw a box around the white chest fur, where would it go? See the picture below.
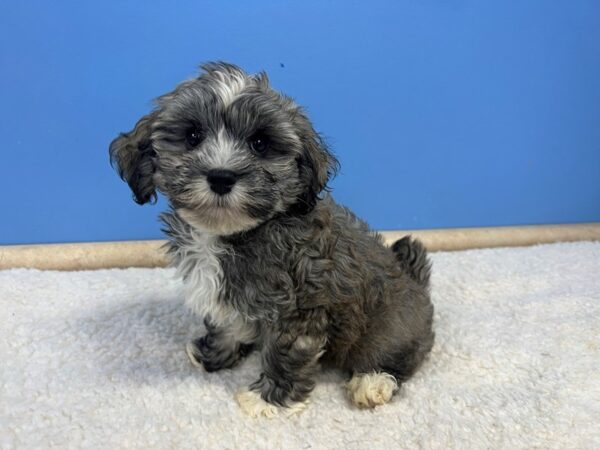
[172,230,236,326]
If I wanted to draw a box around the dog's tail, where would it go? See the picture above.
[391,236,432,288]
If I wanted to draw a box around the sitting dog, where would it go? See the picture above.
[110,62,434,417]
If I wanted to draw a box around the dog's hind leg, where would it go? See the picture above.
[346,372,398,408]
[345,336,434,408]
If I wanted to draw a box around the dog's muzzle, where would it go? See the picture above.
[207,169,238,195]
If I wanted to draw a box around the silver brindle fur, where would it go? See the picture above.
[110,62,434,415]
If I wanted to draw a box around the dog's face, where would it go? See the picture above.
[110,63,337,235]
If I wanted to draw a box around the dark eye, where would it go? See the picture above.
[185,127,203,148]
[249,134,269,154]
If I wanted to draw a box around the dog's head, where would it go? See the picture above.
[110,62,338,235]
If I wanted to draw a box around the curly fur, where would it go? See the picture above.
[109,62,434,414]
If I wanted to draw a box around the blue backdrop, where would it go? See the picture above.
[1,1,599,244]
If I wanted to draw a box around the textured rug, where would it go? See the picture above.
[1,242,599,449]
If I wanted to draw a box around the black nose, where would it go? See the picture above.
[207,169,238,195]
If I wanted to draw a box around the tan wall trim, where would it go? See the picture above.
[1,223,599,271]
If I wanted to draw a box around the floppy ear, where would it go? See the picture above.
[295,127,339,213]
[109,111,158,205]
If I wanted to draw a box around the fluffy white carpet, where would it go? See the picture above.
[1,242,599,449]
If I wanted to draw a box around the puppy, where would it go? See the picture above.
[110,62,434,417]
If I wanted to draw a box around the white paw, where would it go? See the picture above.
[185,341,203,368]
[346,372,398,408]
[235,389,308,418]
[235,389,279,418]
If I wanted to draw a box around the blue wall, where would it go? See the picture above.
[1,1,599,244]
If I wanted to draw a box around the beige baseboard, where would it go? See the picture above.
[1,223,599,271]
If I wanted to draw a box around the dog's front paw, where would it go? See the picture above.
[186,336,253,372]
[235,389,308,419]
[235,389,279,418]
[186,340,207,368]
[185,337,231,372]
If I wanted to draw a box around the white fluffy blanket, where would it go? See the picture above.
[1,242,599,449]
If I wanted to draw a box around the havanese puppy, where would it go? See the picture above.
[110,62,434,417]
